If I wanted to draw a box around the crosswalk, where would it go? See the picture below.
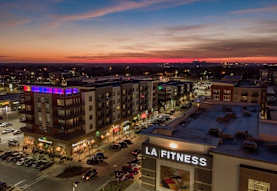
[12,174,48,191]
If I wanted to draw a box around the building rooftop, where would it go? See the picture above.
[210,139,277,164]
[141,103,277,164]
[236,80,261,88]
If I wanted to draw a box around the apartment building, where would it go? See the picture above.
[211,80,265,105]
[211,81,234,102]
[158,81,193,111]
[21,79,158,158]
[22,85,83,156]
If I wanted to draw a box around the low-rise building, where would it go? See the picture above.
[211,80,266,105]
[140,103,277,191]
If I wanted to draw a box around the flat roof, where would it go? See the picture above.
[210,140,277,164]
[142,104,277,164]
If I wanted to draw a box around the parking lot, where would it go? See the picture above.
[0,116,24,151]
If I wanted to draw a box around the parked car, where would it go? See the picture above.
[87,156,103,165]
[13,130,23,135]
[110,144,121,151]
[121,165,139,175]
[1,130,11,134]
[128,158,140,165]
[131,149,141,157]
[8,139,19,147]
[82,169,97,181]
[119,172,134,181]
[16,159,25,166]
[0,181,7,191]
[95,152,105,160]
[123,139,133,145]
[119,142,128,149]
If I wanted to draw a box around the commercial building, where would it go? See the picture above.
[20,79,159,158]
[140,103,277,191]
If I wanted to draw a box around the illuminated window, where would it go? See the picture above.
[57,99,64,106]
[248,179,270,191]
[160,166,190,191]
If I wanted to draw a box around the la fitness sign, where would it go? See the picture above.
[143,144,212,169]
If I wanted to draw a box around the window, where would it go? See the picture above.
[89,105,93,111]
[89,124,93,129]
[89,115,93,120]
[57,110,65,116]
[89,96,92,102]
[223,95,231,102]
[65,99,73,106]
[213,95,220,101]
[213,89,220,94]
[248,179,270,191]
[160,165,190,190]
[38,113,42,122]
[224,89,231,94]
[57,99,64,106]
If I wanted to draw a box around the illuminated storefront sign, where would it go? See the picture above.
[142,144,212,169]
[23,85,79,95]
[38,137,53,145]
[141,112,147,119]
[72,140,87,147]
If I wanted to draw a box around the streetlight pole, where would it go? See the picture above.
[5,106,8,122]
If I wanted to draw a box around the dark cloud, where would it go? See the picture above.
[66,37,277,60]
[246,20,277,33]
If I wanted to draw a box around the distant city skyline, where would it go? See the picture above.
[0,0,277,63]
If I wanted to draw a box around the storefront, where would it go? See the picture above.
[141,143,212,191]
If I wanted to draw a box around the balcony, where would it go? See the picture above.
[56,103,81,109]
[252,92,259,97]
[57,111,82,119]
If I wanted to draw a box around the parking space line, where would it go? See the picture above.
[13,179,26,187]
[19,175,48,190]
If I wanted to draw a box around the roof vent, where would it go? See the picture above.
[208,128,222,137]
[266,143,277,153]
[242,140,258,152]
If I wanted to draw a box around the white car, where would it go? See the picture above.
[13,130,23,135]
[0,123,7,128]
[16,159,25,166]
[1,130,11,134]
[8,139,19,147]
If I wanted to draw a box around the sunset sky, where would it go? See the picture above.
[0,0,277,63]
